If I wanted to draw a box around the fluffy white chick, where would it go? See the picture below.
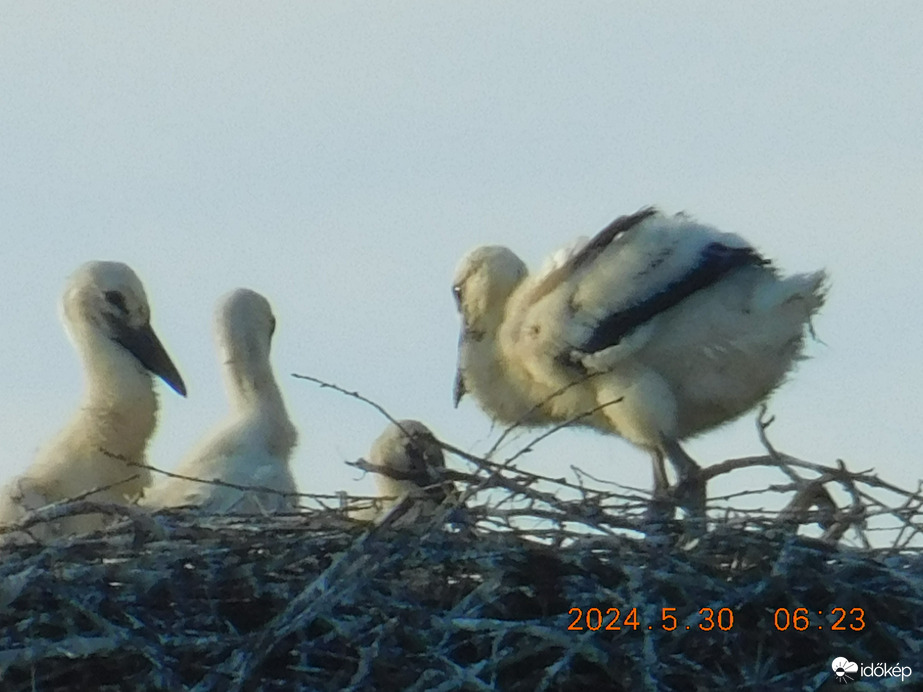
[143,289,297,514]
[453,207,826,513]
[0,261,185,539]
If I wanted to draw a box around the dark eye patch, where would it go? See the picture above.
[453,285,463,308]
[104,291,128,313]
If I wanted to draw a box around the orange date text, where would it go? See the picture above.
[567,606,734,632]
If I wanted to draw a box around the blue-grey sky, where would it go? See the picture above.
[1,3,921,509]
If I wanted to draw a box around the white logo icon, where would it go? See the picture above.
[831,657,858,684]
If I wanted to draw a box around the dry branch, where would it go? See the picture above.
[0,379,920,690]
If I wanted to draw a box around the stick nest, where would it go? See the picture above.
[2,416,922,691]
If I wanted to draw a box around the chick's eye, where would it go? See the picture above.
[269,316,277,338]
[104,291,127,312]
[452,285,463,308]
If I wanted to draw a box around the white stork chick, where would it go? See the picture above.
[453,207,827,512]
[0,261,186,539]
[367,420,453,519]
[142,289,298,514]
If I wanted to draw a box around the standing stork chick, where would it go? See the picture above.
[0,261,186,539]
[367,420,453,518]
[143,289,298,514]
[453,208,827,513]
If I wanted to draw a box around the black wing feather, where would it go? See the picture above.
[527,207,659,307]
[580,242,768,354]
[564,207,659,276]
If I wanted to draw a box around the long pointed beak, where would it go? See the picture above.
[454,327,469,407]
[453,368,466,407]
[111,319,187,396]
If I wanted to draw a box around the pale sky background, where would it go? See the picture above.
[1,3,921,517]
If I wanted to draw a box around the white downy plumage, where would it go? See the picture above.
[453,207,827,510]
[142,288,298,514]
[369,420,450,510]
[0,261,186,539]
[351,420,455,525]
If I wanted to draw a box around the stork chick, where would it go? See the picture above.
[0,261,185,539]
[368,420,453,514]
[453,208,827,514]
[143,289,298,514]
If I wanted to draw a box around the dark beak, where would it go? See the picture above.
[453,325,471,407]
[453,368,466,407]
[110,319,187,396]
